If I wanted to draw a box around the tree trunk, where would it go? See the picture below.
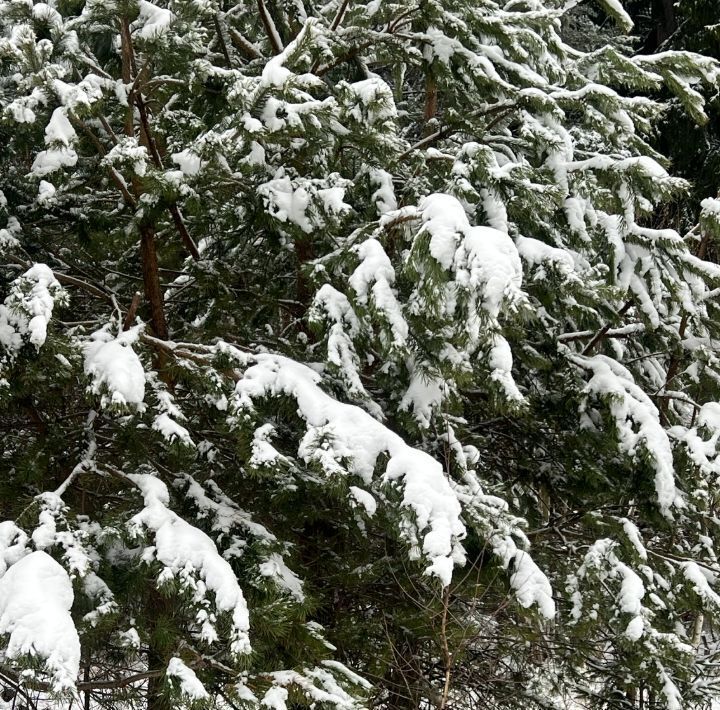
[643,0,677,52]
[423,72,438,136]
[139,224,168,340]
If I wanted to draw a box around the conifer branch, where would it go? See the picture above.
[119,18,137,137]
[386,6,415,33]
[168,204,201,261]
[659,227,712,414]
[309,0,352,73]
[398,104,515,159]
[72,117,138,208]
[9,260,114,304]
[0,665,164,693]
[78,669,175,691]
[98,114,121,145]
[313,37,383,75]
[119,16,200,264]
[228,28,264,59]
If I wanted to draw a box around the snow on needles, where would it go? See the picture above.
[573,354,680,515]
[0,551,80,691]
[166,657,209,700]
[258,553,305,602]
[127,473,251,654]
[31,107,78,177]
[0,264,64,354]
[131,0,174,39]
[231,352,466,586]
[417,193,525,402]
[226,346,553,613]
[418,194,523,325]
[492,538,555,619]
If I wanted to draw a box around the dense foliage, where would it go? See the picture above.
[2,0,720,707]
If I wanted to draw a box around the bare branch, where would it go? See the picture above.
[229,28,264,59]
[122,291,143,331]
[257,0,284,54]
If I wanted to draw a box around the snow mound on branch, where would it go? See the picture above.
[131,0,174,39]
[167,657,208,699]
[492,538,555,618]
[258,173,350,233]
[152,413,193,446]
[20,265,61,348]
[31,107,78,177]
[127,473,251,654]
[515,235,576,279]
[259,553,305,602]
[343,77,397,125]
[0,551,80,691]
[83,325,146,406]
[0,264,63,353]
[0,216,21,251]
[349,238,408,346]
[573,354,680,515]
[572,539,646,641]
[416,193,525,402]
[0,522,28,575]
[262,686,289,708]
[418,193,523,322]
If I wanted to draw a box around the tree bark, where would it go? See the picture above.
[139,224,168,340]
[642,0,677,52]
[423,73,438,136]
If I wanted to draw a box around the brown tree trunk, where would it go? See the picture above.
[146,649,171,710]
[423,73,438,136]
[643,0,677,51]
[145,588,174,710]
[139,224,168,340]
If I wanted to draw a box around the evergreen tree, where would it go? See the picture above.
[1,0,720,707]
[632,0,720,233]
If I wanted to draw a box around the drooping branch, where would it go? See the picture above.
[659,227,712,414]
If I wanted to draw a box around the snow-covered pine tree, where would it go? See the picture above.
[2,0,720,706]
[626,0,720,236]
